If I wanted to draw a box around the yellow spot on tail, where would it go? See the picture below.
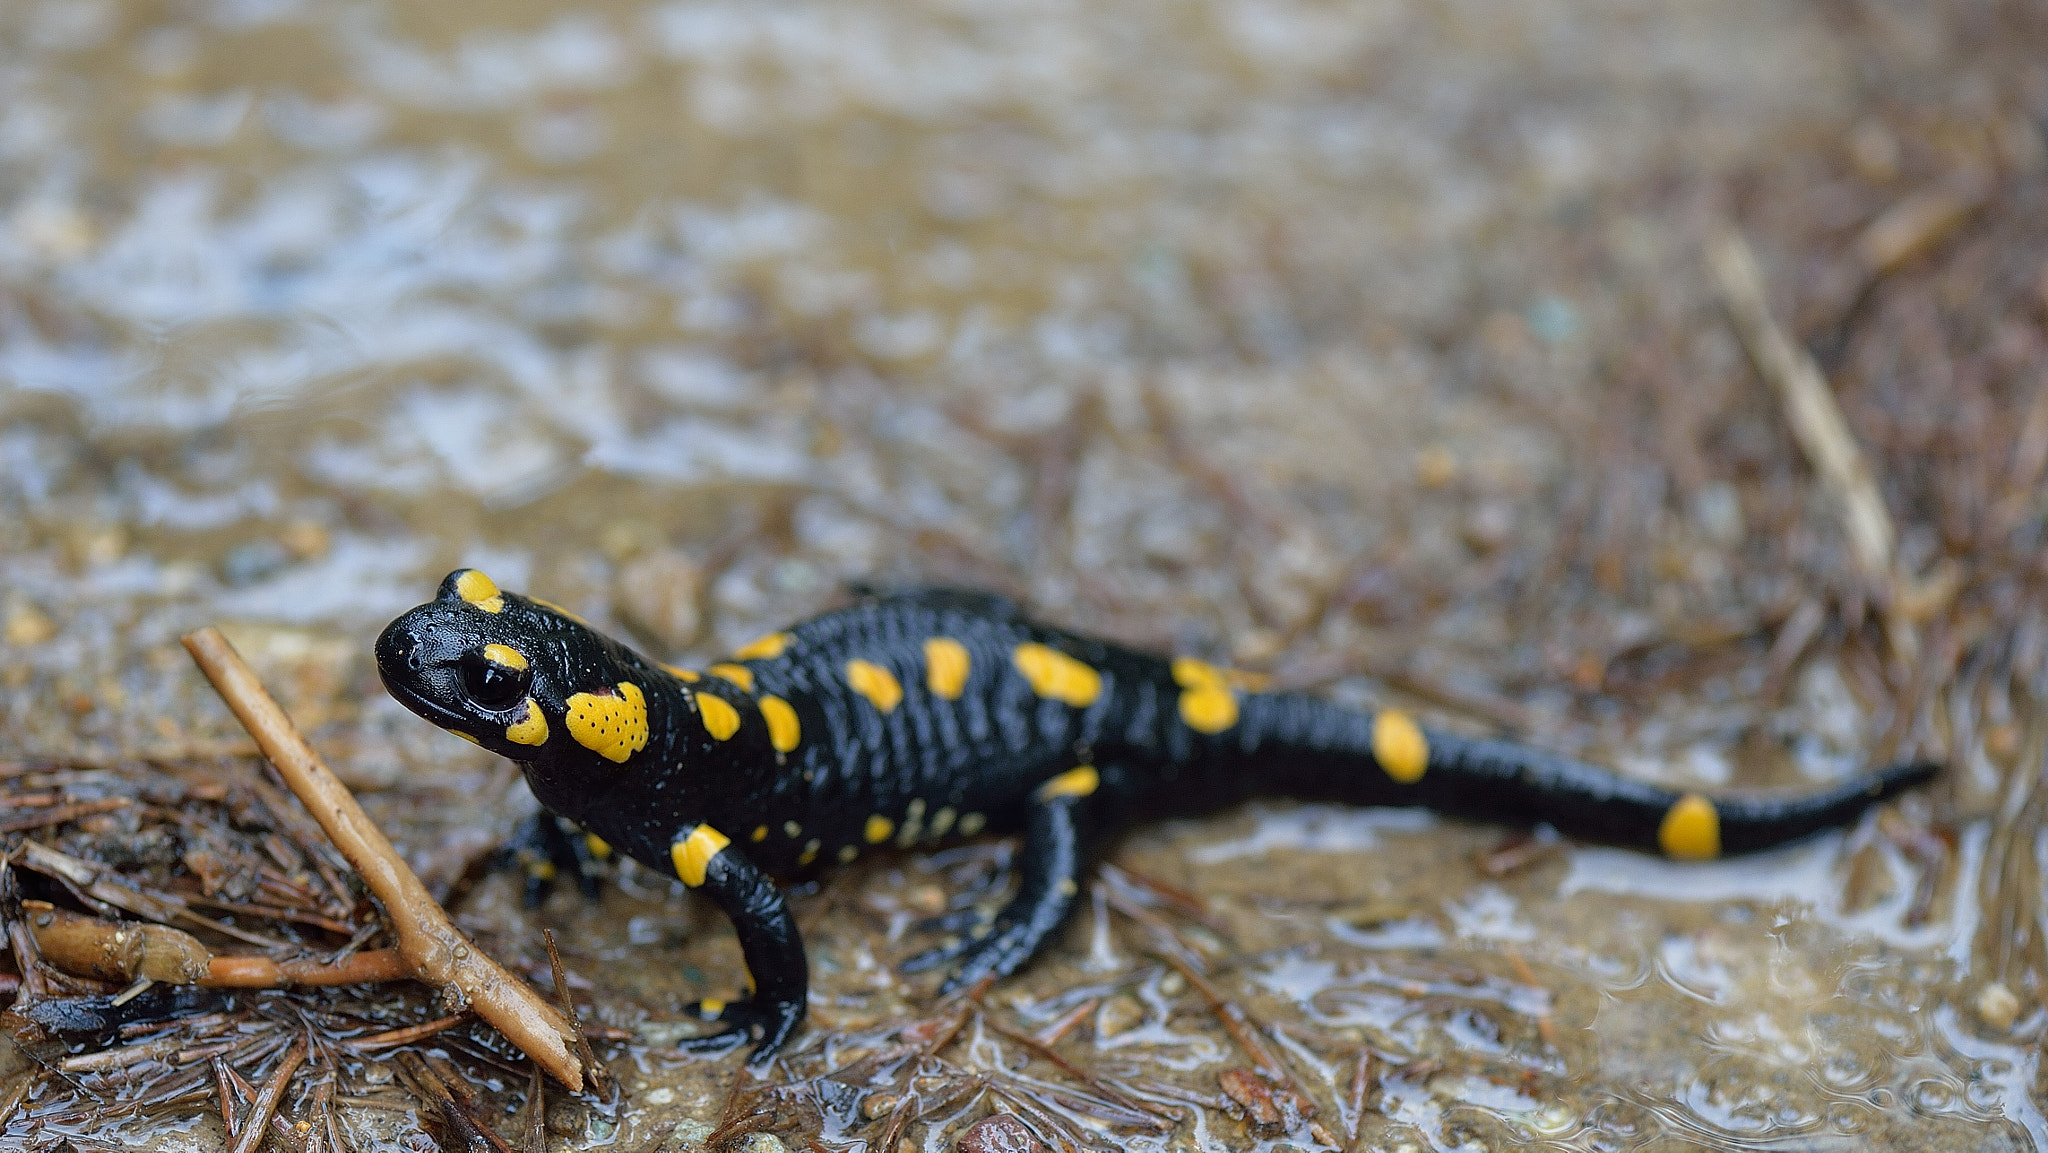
[751,825,768,842]
[1372,709,1429,784]
[454,570,504,613]
[661,663,700,682]
[1658,794,1721,860]
[845,659,903,713]
[759,695,801,753]
[923,637,971,700]
[1012,643,1102,707]
[564,683,649,763]
[483,644,528,671]
[585,834,611,859]
[865,814,894,843]
[671,825,730,887]
[708,663,755,692]
[697,692,741,741]
[733,632,792,661]
[504,698,549,746]
[1037,765,1100,800]
[1172,657,1241,733]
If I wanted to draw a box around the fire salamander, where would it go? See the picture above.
[376,569,1936,1068]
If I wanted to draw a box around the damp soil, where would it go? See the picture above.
[3,0,2047,1149]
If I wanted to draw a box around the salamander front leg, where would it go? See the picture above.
[668,825,807,1071]
[902,768,1101,994]
[505,813,607,905]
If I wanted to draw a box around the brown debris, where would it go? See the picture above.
[182,626,586,1091]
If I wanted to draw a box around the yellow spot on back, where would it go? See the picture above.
[697,692,741,741]
[661,663,700,682]
[759,695,801,753]
[865,814,894,843]
[483,643,529,671]
[1659,794,1722,860]
[1171,657,1240,733]
[845,659,904,713]
[454,570,504,613]
[1012,643,1102,707]
[733,632,793,661]
[671,825,730,887]
[1037,765,1100,800]
[564,683,649,763]
[708,663,755,692]
[751,825,768,842]
[923,637,971,700]
[585,834,611,859]
[504,698,549,746]
[1372,709,1429,784]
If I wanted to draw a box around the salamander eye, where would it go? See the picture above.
[460,650,530,711]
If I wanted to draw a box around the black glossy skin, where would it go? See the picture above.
[377,571,1936,1070]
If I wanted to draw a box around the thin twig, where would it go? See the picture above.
[227,1034,307,1153]
[182,627,584,1090]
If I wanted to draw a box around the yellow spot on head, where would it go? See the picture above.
[450,729,481,745]
[697,692,741,741]
[1659,794,1722,860]
[671,825,730,887]
[661,663,701,682]
[708,663,755,692]
[845,659,904,713]
[454,569,504,613]
[564,683,650,763]
[504,698,549,746]
[585,834,611,859]
[529,596,588,626]
[1036,765,1100,800]
[751,825,768,842]
[733,632,793,661]
[864,814,894,843]
[483,643,528,671]
[759,695,801,753]
[923,637,971,700]
[1372,709,1429,784]
[1012,643,1102,707]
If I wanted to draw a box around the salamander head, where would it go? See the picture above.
[376,569,654,770]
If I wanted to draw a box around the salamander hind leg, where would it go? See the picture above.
[901,767,1102,993]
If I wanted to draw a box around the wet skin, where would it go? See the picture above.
[376,569,1937,1070]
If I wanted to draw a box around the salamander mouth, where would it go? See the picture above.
[376,663,480,733]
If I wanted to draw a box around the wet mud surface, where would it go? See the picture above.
[3,0,2047,1148]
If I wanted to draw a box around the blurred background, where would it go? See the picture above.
[2,0,2045,1149]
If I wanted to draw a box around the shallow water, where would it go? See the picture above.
[2,0,2042,1148]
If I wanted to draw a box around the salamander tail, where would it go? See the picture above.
[1403,726,1936,859]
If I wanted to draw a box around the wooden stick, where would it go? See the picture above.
[182,627,585,1091]
[1709,230,1919,661]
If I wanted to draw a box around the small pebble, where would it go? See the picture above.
[4,602,54,647]
[1977,982,2022,1032]
[954,1113,1049,1153]
[1095,993,1144,1038]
